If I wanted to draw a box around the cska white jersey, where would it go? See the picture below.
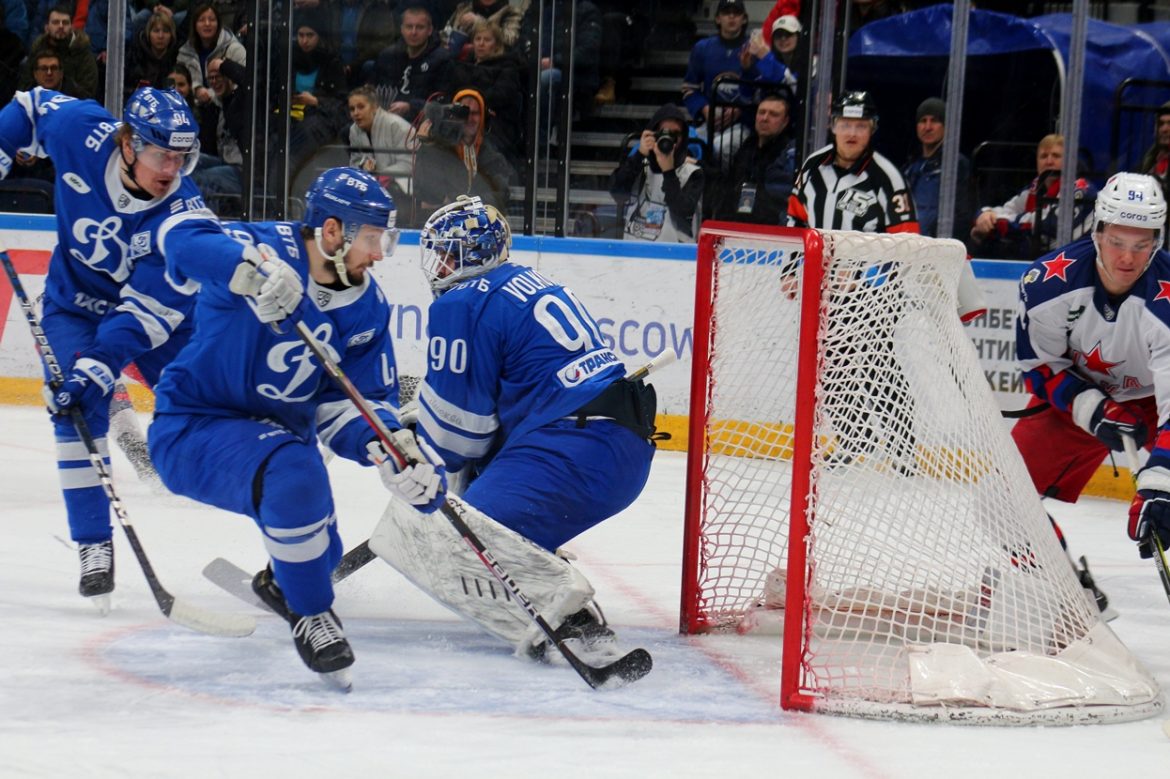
[1016,235,1170,425]
[153,219,401,464]
[0,89,215,370]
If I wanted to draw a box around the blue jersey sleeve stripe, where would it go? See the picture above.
[419,381,499,435]
[417,403,494,460]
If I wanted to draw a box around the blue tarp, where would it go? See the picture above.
[848,4,1170,178]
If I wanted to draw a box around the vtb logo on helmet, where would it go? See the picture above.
[123,86,201,175]
[420,195,512,295]
[303,167,399,287]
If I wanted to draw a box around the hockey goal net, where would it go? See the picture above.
[681,223,1162,724]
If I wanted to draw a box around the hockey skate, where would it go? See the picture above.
[78,539,114,615]
[1076,556,1119,622]
[251,566,354,691]
[529,603,621,664]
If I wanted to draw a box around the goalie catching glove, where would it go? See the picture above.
[1129,465,1170,558]
[367,429,447,513]
[44,356,116,416]
[228,245,305,325]
[1072,388,1148,452]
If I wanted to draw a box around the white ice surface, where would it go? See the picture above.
[1,404,1167,778]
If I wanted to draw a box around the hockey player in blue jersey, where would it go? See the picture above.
[1014,171,1170,602]
[370,195,657,665]
[147,168,445,689]
[0,86,211,613]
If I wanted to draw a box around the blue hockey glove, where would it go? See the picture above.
[1073,389,1148,452]
[43,357,116,416]
[367,429,447,514]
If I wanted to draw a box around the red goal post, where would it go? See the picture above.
[681,221,1162,724]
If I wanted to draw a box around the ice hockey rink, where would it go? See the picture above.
[1,403,1167,778]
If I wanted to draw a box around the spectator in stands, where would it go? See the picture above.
[0,5,27,107]
[8,53,60,186]
[744,14,800,82]
[166,62,193,101]
[19,5,98,100]
[412,88,514,222]
[711,91,796,224]
[176,2,246,111]
[125,11,180,92]
[442,0,523,57]
[288,9,349,174]
[372,2,453,122]
[190,55,245,215]
[608,103,704,242]
[970,133,1097,260]
[130,2,187,43]
[347,84,414,201]
[759,0,800,45]
[523,0,602,146]
[682,0,753,162]
[450,18,525,164]
[29,50,82,97]
[741,14,800,89]
[902,97,971,239]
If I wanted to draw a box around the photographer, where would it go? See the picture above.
[608,103,704,242]
[411,88,514,224]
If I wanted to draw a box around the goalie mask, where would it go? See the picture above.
[303,167,399,287]
[1092,171,1166,277]
[420,195,512,295]
[123,86,201,175]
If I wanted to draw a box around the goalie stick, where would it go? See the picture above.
[286,316,652,688]
[0,249,255,638]
[1123,436,1170,605]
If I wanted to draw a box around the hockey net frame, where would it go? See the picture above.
[681,222,1162,724]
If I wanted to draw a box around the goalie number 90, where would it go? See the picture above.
[429,336,468,374]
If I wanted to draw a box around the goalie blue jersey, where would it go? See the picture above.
[416,262,626,471]
[153,219,401,464]
[0,89,212,371]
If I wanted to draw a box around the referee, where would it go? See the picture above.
[788,91,920,472]
[787,91,919,234]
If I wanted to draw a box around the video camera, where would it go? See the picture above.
[423,100,471,145]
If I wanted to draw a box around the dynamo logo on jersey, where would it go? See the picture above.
[556,348,619,388]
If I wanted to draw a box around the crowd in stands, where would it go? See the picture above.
[0,0,1162,255]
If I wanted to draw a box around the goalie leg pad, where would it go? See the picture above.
[369,494,595,655]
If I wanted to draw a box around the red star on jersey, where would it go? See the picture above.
[1155,280,1170,303]
[1079,341,1123,377]
[1041,252,1075,282]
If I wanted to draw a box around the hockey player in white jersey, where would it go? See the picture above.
[368,195,658,669]
[0,86,211,611]
[1015,172,1170,581]
[147,168,446,689]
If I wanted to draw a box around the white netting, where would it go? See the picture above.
[685,227,1161,723]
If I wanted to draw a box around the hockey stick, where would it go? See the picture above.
[319,353,677,588]
[1123,436,1170,605]
[289,318,652,688]
[0,250,255,638]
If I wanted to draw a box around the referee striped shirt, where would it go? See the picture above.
[787,144,920,234]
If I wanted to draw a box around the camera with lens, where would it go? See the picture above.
[423,100,471,145]
[655,129,678,155]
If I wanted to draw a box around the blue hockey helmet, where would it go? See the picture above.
[122,86,200,175]
[419,195,511,294]
[303,167,399,287]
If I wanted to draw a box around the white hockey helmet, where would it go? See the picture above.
[420,195,512,295]
[1093,171,1166,256]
